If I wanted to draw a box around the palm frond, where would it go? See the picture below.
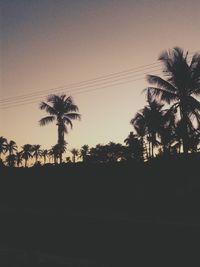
[63,124,68,134]
[147,75,177,93]
[63,117,73,129]
[47,94,62,103]
[190,53,200,74]
[64,113,81,120]
[147,87,178,104]
[39,102,56,115]
[64,103,79,113]
[187,96,200,113]
[39,116,55,126]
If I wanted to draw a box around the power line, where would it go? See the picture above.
[1,50,199,109]
[1,51,197,105]
[1,50,198,104]
[1,74,160,109]
[0,68,162,108]
[0,63,162,104]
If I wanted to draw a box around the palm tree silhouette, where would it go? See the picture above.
[32,145,42,163]
[50,144,66,164]
[124,132,143,161]
[39,94,81,163]
[5,140,17,156]
[5,154,16,167]
[80,145,89,162]
[16,151,23,167]
[70,148,79,163]
[131,91,164,158]
[147,47,200,153]
[188,129,200,152]
[106,142,124,162]
[41,149,48,164]
[21,144,33,167]
[159,125,175,155]
[0,136,7,159]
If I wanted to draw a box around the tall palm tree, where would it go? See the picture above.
[5,140,17,156]
[80,145,89,162]
[39,94,81,163]
[70,148,79,163]
[32,145,42,163]
[0,137,7,159]
[147,47,200,153]
[21,144,32,167]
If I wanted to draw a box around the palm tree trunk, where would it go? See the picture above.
[59,154,62,164]
[151,142,154,158]
[168,144,171,155]
[140,137,144,161]
[58,124,63,164]
[151,134,154,158]
[180,104,189,154]
[148,134,151,159]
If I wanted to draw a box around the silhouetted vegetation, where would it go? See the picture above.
[39,94,81,163]
[1,49,199,167]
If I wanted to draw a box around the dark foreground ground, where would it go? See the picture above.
[0,154,200,266]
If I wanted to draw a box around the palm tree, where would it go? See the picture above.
[70,148,79,163]
[106,142,124,162]
[16,151,23,167]
[147,47,200,153]
[32,145,42,163]
[21,144,32,167]
[0,137,7,159]
[80,145,89,162]
[5,154,16,167]
[39,94,81,163]
[50,144,61,164]
[131,91,164,158]
[124,132,143,161]
[188,129,200,152]
[158,125,174,155]
[41,149,48,164]
[5,140,17,156]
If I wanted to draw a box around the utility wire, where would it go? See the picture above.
[1,76,153,109]
[0,50,197,105]
[0,62,162,103]
[0,68,162,108]
[1,50,199,109]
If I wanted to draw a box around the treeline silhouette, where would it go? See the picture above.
[1,47,200,168]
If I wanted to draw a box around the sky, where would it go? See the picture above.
[1,0,200,158]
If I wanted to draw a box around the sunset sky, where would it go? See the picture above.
[1,0,200,157]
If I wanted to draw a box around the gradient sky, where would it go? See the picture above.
[1,0,200,157]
